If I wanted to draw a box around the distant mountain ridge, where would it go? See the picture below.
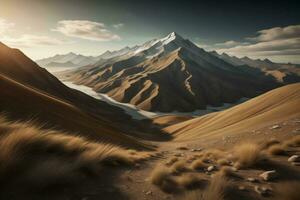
[61,32,300,112]
[36,52,98,67]
[44,61,79,68]
[211,51,300,82]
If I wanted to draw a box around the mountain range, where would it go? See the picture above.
[60,32,300,112]
[211,51,300,82]
[36,52,98,68]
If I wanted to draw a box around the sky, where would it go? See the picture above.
[0,0,299,63]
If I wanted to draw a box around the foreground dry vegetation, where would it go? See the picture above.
[0,115,151,200]
[1,112,299,200]
[149,137,300,200]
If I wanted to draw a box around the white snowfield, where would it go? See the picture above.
[63,81,248,120]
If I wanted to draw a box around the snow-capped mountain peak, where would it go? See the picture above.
[160,32,184,44]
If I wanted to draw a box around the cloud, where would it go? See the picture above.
[0,18,14,34]
[113,23,124,29]
[1,34,69,48]
[52,20,121,41]
[0,18,68,48]
[247,25,300,42]
[217,24,300,60]
[215,40,249,48]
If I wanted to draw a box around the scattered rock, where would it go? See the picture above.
[145,190,152,195]
[174,153,184,157]
[254,186,272,196]
[259,170,278,181]
[231,167,238,172]
[176,146,188,150]
[288,155,300,162]
[247,177,258,182]
[238,186,246,191]
[207,165,216,172]
[191,148,203,152]
[270,125,281,130]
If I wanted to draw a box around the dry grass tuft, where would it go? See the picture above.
[186,173,229,200]
[284,136,300,147]
[203,149,225,161]
[262,138,280,149]
[219,167,241,179]
[203,173,230,200]
[191,159,208,171]
[268,144,286,155]
[176,174,205,189]
[233,143,264,169]
[150,164,177,193]
[150,164,171,185]
[165,157,178,166]
[217,158,231,166]
[171,160,188,173]
[0,115,147,198]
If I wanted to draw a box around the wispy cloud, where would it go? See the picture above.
[1,35,69,48]
[0,18,68,48]
[52,20,121,41]
[215,40,249,48]
[112,23,124,29]
[216,25,300,59]
[247,25,300,42]
[0,18,14,34]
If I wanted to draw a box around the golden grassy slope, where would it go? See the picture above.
[0,115,151,199]
[164,83,300,141]
[151,115,193,127]
[0,74,149,149]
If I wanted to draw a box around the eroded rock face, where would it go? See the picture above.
[259,170,278,181]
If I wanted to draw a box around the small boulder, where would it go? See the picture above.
[207,165,216,172]
[247,177,257,182]
[238,186,246,191]
[254,186,272,196]
[288,155,300,162]
[270,125,280,130]
[145,190,152,195]
[259,170,278,181]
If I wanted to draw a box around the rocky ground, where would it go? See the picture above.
[70,117,300,200]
